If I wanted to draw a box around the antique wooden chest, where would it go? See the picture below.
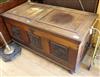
[0,0,27,47]
[2,2,97,73]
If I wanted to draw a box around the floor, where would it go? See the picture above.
[0,48,100,77]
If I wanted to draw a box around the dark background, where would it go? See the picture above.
[31,0,99,13]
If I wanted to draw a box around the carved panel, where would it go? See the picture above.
[12,26,21,40]
[50,41,69,61]
[28,31,42,50]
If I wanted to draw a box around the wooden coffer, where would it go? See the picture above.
[2,2,97,73]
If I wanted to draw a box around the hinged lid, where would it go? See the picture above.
[6,3,53,20]
[2,2,97,42]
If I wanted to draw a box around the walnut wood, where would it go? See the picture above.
[41,38,50,54]
[0,0,27,13]
[0,16,11,47]
[0,0,27,47]
[2,2,97,73]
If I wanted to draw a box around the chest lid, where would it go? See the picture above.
[6,2,53,20]
[37,8,97,41]
[2,2,97,42]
